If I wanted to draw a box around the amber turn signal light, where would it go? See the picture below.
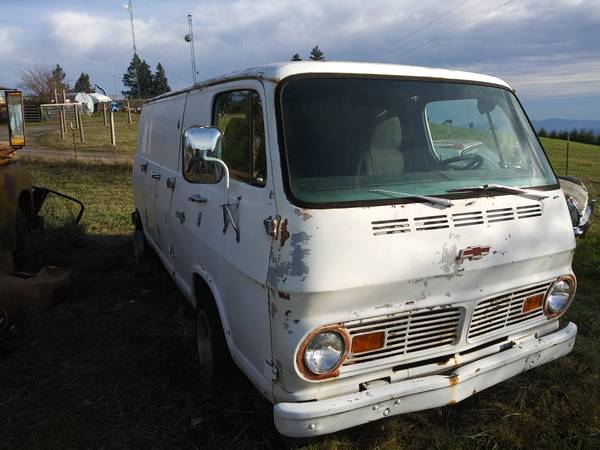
[351,331,385,354]
[522,293,544,313]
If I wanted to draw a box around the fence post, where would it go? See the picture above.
[127,100,132,124]
[565,137,570,176]
[73,104,79,129]
[103,102,108,126]
[109,109,116,146]
[54,89,65,140]
[77,105,85,143]
[61,90,68,135]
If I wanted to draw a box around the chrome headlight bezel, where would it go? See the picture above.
[544,275,576,319]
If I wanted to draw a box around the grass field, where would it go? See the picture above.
[36,112,139,153]
[1,138,599,449]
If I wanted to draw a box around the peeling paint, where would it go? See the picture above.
[270,302,278,320]
[268,231,313,286]
[280,218,290,248]
[294,208,313,221]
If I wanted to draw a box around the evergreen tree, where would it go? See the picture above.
[538,127,547,138]
[152,63,171,96]
[291,53,302,61]
[50,63,70,93]
[569,128,579,142]
[549,130,558,139]
[122,54,154,98]
[309,45,325,61]
[74,72,93,93]
[558,131,569,140]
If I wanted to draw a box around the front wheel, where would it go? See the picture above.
[195,303,234,387]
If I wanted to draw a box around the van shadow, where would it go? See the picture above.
[2,228,301,448]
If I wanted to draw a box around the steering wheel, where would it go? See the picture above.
[440,153,484,170]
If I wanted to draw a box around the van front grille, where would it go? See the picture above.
[467,281,550,341]
[343,307,462,365]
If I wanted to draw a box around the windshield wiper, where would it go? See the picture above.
[447,184,548,200]
[369,189,454,208]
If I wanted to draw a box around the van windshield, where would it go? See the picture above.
[279,77,556,206]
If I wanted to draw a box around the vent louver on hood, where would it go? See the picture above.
[372,203,542,236]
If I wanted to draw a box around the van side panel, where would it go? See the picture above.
[151,95,187,260]
[132,105,160,242]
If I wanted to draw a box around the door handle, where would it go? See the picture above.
[151,171,161,180]
[188,194,208,203]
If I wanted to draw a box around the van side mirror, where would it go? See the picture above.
[182,126,240,242]
[559,176,596,237]
[182,126,225,183]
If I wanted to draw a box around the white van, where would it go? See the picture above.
[132,62,594,437]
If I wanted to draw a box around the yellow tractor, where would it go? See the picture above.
[0,88,30,262]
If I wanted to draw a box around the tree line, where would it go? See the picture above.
[19,57,171,103]
[538,128,600,146]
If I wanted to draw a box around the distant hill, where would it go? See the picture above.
[532,118,600,134]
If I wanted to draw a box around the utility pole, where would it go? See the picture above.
[124,0,141,97]
[184,14,198,84]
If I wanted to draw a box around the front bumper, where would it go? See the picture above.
[274,322,577,437]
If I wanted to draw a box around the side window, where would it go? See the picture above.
[213,90,267,187]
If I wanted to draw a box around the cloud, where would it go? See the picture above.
[1,0,599,119]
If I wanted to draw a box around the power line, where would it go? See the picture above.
[390,0,516,60]
[366,0,470,60]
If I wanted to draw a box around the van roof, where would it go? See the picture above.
[150,61,512,102]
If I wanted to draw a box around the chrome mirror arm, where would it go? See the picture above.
[201,154,241,242]
[203,155,230,206]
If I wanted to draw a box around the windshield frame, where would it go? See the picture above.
[275,73,560,209]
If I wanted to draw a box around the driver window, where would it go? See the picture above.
[212,90,267,187]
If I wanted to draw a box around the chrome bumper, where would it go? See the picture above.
[274,322,577,437]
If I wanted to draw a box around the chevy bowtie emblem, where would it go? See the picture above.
[456,245,491,263]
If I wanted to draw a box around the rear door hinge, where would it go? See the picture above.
[166,177,176,190]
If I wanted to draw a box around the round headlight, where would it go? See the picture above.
[544,276,576,318]
[303,330,346,376]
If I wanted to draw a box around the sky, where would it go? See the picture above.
[1,0,599,120]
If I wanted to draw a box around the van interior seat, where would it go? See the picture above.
[358,116,404,176]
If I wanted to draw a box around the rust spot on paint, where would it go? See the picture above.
[278,291,290,300]
[294,208,313,221]
[279,218,290,248]
[448,399,457,405]
[448,374,459,386]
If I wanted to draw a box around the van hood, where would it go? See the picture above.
[267,189,575,316]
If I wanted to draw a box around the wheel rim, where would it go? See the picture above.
[195,310,214,381]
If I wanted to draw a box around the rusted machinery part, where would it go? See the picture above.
[32,186,85,224]
[0,149,16,166]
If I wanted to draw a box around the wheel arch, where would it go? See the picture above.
[192,268,234,352]
[192,269,229,328]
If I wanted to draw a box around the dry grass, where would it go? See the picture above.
[1,139,599,449]
[36,112,139,153]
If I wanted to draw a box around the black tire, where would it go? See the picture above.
[14,206,29,255]
[131,210,148,264]
[195,299,234,387]
[132,230,146,263]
